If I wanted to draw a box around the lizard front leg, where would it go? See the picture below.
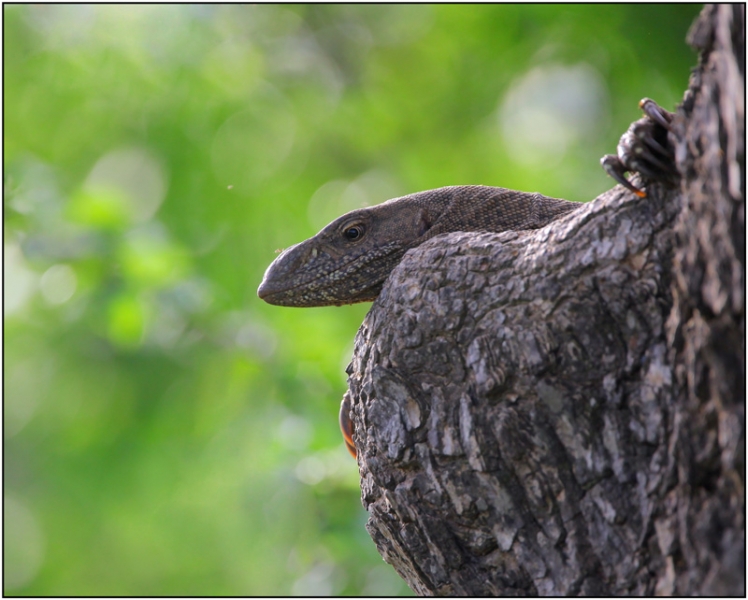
[601,98,679,197]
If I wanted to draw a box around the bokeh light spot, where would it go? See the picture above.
[277,415,312,451]
[295,455,326,486]
[4,496,46,592]
[4,242,38,315]
[210,85,296,191]
[306,169,402,232]
[84,147,168,224]
[499,63,608,167]
[39,264,77,305]
[291,562,340,596]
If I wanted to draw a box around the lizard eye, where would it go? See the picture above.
[343,225,364,241]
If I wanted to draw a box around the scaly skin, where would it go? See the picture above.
[257,185,579,308]
[257,99,678,460]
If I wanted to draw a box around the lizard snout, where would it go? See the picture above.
[257,241,326,306]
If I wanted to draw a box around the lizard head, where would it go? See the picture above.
[257,199,433,307]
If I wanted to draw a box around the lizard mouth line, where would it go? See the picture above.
[258,252,372,302]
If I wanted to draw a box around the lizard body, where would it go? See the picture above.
[257,185,579,307]
[256,99,677,459]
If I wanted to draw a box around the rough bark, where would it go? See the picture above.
[662,4,745,596]
[346,4,744,596]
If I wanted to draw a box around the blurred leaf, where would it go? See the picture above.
[67,187,132,229]
[118,231,189,287]
[107,292,146,348]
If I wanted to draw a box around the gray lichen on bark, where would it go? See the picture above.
[346,4,744,596]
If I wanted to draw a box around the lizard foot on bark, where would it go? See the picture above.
[601,98,679,197]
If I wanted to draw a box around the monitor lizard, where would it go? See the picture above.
[257,98,677,457]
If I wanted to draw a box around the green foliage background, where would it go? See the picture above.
[4,4,699,596]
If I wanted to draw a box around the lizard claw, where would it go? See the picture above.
[639,97,673,130]
[601,153,648,197]
[339,392,357,459]
[601,97,679,197]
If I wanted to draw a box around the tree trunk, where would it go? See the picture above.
[346,4,744,596]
